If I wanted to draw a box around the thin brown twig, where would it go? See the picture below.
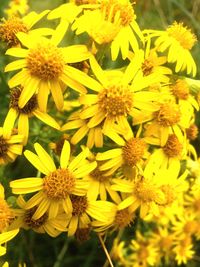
[98,234,114,267]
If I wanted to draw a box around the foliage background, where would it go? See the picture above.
[0,0,200,266]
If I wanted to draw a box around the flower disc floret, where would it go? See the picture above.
[154,103,181,126]
[0,137,8,158]
[114,208,133,228]
[24,207,48,229]
[167,22,197,50]
[163,134,182,158]
[98,85,133,118]
[0,198,13,232]
[27,43,65,80]
[71,195,88,216]
[171,79,189,100]
[43,169,76,200]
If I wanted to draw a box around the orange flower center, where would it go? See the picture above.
[154,102,181,126]
[43,169,76,200]
[171,79,190,100]
[0,198,13,232]
[163,134,182,158]
[24,206,48,229]
[27,42,65,80]
[71,195,88,216]
[114,208,133,228]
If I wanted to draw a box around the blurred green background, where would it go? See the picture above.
[0,0,200,266]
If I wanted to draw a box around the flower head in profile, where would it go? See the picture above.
[3,86,60,145]
[0,120,24,165]
[147,22,197,76]
[10,141,97,220]
[4,0,29,17]
[0,10,52,47]
[5,32,94,111]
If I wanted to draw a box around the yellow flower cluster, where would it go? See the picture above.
[0,0,199,265]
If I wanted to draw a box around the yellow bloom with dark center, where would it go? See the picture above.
[3,86,60,145]
[10,141,97,220]
[9,195,68,237]
[0,10,52,47]
[5,32,94,111]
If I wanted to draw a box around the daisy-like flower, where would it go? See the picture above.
[0,229,19,256]
[96,123,148,175]
[72,0,144,60]
[146,22,197,76]
[0,10,52,47]
[144,97,190,146]
[0,121,23,165]
[92,201,135,232]
[5,32,96,111]
[66,194,114,236]
[61,111,104,149]
[9,195,68,237]
[10,141,97,220]
[77,55,160,136]
[173,236,195,265]
[4,0,29,17]
[3,86,60,145]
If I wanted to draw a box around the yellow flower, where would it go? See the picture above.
[61,111,104,149]
[173,236,195,265]
[10,141,97,219]
[4,0,29,17]
[0,10,52,47]
[77,55,159,137]
[9,195,68,237]
[3,86,60,145]
[72,0,144,60]
[0,229,19,256]
[147,22,197,76]
[96,124,148,175]
[66,194,114,236]
[5,32,94,111]
[0,121,23,165]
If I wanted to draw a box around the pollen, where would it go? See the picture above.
[186,124,198,140]
[122,137,146,166]
[98,85,133,118]
[167,22,197,50]
[71,195,88,216]
[154,102,181,127]
[0,16,28,46]
[0,137,9,158]
[24,207,48,229]
[10,87,38,115]
[101,0,135,27]
[0,198,13,232]
[163,134,182,158]
[27,42,65,80]
[142,59,154,76]
[43,169,76,200]
[135,178,163,204]
[114,208,133,228]
[171,79,189,100]
[160,184,176,205]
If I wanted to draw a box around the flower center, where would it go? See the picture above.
[24,207,48,229]
[71,195,88,216]
[154,102,181,126]
[160,185,176,205]
[194,199,200,212]
[75,0,98,5]
[27,42,65,80]
[142,59,154,76]
[98,85,133,118]
[167,22,197,50]
[0,137,8,158]
[10,87,38,114]
[183,221,198,234]
[75,227,91,243]
[159,236,173,250]
[101,0,135,26]
[163,134,182,158]
[114,208,133,228]
[0,17,28,46]
[0,198,13,232]
[122,137,146,166]
[90,164,110,182]
[171,79,189,100]
[186,124,198,140]
[135,178,164,204]
[43,169,76,200]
